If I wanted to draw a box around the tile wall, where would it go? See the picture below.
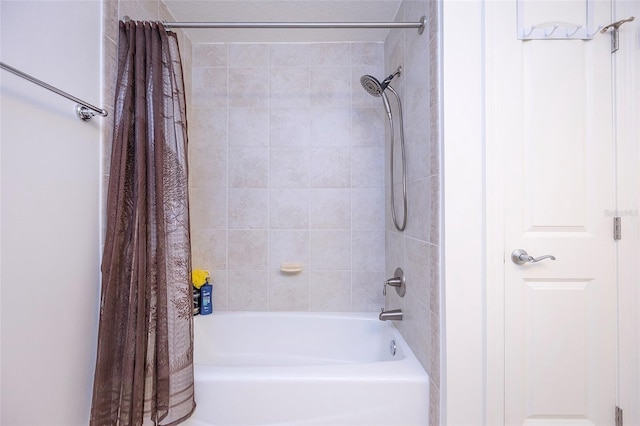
[188,42,387,312]
[383,1,441,425]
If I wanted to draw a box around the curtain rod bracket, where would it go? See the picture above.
[76,105,96,121]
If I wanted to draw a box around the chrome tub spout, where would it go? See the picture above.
[379,308,403,321]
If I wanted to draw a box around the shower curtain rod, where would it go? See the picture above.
[0,61,108,122]
[159,15,426,34]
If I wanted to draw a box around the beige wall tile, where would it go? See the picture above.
[309,43,350,67]
[310,189,351,229]
[309,147,351,188]
[270,67,310,108]
[310,270,351,311]
[270,108,311,147]
[228,147,268,188]
[310,67,351,107]
[351,107,385,147]
[190,186,227,229]
[188,147,227,188]
[209,270,228,311]
[229,108,269,147]
[229,67,269,107]
[269,270,310,311]
[351,42,384,66]
[269,148,310,188]
[227,270,269,310]
[192,67,228,107]
[190,229,227,270]
[228,188,269,229]
[269,189,310,229]
[228,230,268,270]
[351,189,385,230]
[270,44,310,67]
[229,44,269,67]
[352,230,385,271]
[352,271,385,311]
[188,107,228,147]
[192,43,228,68]
[310,108,351,147]
[310,230,351,270]
[268,230,310,270]
[352,147,384,188]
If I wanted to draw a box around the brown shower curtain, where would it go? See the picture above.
[91,21,195,426]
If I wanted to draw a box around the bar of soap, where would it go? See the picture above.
[280,262,303,273]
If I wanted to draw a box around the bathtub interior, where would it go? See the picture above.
[193,312,406,366]
[185,312,429,426]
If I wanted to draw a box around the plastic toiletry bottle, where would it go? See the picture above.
[193,286,201,316]
[200,277,213,315]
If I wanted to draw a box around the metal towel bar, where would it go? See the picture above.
[0,61,107,122]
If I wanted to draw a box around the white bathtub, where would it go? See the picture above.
[183,312,429,426]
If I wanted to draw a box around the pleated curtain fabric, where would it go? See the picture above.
[91,21,195,426]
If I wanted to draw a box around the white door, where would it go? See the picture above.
[494,1,618,425]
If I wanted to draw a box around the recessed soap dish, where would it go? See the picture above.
[280,262,303,274]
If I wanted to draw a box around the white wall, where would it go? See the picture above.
[0,1,101,424]
[442,0,486,424]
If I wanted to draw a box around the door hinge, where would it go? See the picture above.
[616,405,623,426]
[614,217,622,240]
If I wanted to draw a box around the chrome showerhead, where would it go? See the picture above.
[360,67,402,120]
[359,66,402,97]
[360,75,384,97]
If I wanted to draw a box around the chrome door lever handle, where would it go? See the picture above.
[529,254,556,263]
[511,249,556,265]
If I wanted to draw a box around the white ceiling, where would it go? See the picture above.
[162,1,404,43]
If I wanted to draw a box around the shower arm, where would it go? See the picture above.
[381,68,402,88]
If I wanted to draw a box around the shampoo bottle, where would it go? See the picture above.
[200,277,213,315]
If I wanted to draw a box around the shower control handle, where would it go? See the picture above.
[383,278,402,295]
[511,249,556,265]
[383,267,406,297]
